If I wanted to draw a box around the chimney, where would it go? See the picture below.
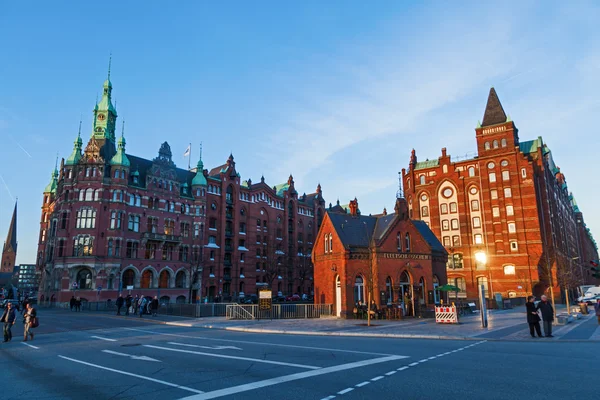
[383,207,387,216]
[348,198,358,216]
[441,147,447,157]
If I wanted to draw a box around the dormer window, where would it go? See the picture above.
[133,175,139,184]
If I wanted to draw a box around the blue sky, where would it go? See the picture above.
[1,1,599,264]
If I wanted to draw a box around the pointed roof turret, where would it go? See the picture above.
[65,121,83,166]
[192,143,207,186]
[3,202,17,253]
[44,163,58,194]
[110,121,130,167]
[481,87,508,127]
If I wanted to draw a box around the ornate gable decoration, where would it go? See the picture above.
[84,138,103,163]
[153,142,176,168]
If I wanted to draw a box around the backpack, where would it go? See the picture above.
[31,316,39,328]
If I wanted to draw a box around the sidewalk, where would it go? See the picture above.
[61,304,600,342]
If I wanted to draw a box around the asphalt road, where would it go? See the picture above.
[2,309,597,400]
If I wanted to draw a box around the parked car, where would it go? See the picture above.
[272,296,286,303]
[285,294,301,302]
[242,294,258,304]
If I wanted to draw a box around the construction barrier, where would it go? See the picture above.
[435,305,458,324]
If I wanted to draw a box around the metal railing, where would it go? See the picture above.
[226,304,333,320]
[37,301,236,317]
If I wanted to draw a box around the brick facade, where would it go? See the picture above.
[313,198,447,318]
[402,88,597,302]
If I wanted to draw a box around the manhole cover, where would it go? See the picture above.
[121,344,141,347]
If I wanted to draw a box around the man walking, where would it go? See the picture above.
[526,295,543,338]
[1,302,17,342]
[115,294,124,316]
[538,295,554,337]
[125,295,132,316]
[70,296,76,311]
[150,296,159,317]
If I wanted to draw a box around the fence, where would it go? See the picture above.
[226,304,333,320]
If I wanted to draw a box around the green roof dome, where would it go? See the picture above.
[192,158,207,186]
[44,169,58,194]
[65,129,83,166]
[110,133,130,167]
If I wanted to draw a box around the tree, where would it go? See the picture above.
[262,241,283,295]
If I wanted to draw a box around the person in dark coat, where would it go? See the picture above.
[115,294,124,316]
[150,296,159,317]
[537,295,554,337]
[125,295,132,316]
[526,296,542,338]
[70,296,76,311]
[1,302,17,342]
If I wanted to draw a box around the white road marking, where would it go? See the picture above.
[102,349,161,362]
[178,355,404,400]
[385,371,396,376]
[168,342,242,351]
[320,396,336,400]
[428,356,437,360]
[356,381,370,387]
[409,362,419,366]
[419,359,428,363]
[436,354,445,357]
[397,366,409,371]
[90,336,116,342]
[124,328,397,356]
[371,376,384,381]
[338,388,354,395]
[144,344,321,369]
[22,342,39,349]
[58,355,203,394]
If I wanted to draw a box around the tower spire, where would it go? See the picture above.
[1,201,17,273]
[107,52,112,81]
[481,87,508,127]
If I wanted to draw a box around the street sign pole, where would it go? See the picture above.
[479,284,488,328]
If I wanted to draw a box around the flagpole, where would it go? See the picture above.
[188,142,192,170]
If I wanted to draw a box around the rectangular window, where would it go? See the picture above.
[449,202,457,213]
[452,235,460,246]
[208,236,216,244]
[492,207,500,218]
[209,218,217,230]
[442,220,450,231]
[57,240,65,257]
[508,222,516,233]
[504,188,512,198]
[521,168,527,179]
[452,253,463,269]
[474,234,483,244]
[451,219,459,230]
[60,213,68,229]
[443,236,451,246]
[115,240,121,257]
[502,170,510,181]
[421,206,429,217]
[440,204,448,214]
[128,215,140,232]
[76,209,96,229]
[506,205,514,216]
[472,217,481,228]
[510,241,518,251]
[489,172,496,183]
[210,250,215,260]
[490,190,498,199]
[239,222,246,234]
[471,200,479,211]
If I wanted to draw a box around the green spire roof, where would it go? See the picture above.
[110,121,130,167]
[65,122,83,166]
[44,167,58,194]
[192,143,207,186]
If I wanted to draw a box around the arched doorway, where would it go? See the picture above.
[159,270,170,288]
[354,276,364,304]
[175,271,186,288]
[399,271,412,316]
[77,269,93,290]
[335,275,342,317]
[122,269,135,289]
[141,270,154,289]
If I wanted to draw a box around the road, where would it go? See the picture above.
[2,309,597,400]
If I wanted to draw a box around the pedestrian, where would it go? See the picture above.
[133,295,140,315]
[150,296,159,317]
[23,303,37,342]
[595,300,600,325]
[537,295,554,337]
[526,295,543,338]
[75,297,81,312]
[115,294,124,316]
[21,298,29,315]
[125,295,132,316]
[1,302,17,342]
[138,296,148,318]
[70,296,76,311]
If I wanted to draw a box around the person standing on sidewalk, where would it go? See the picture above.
[526,296,543,338]
[150,296,159,317]
[70,296,76,311]
[595,300,600,325]
[125,295,132,316]
[537,295,554,337]
[1,302,17,342]
[115,294,124,316]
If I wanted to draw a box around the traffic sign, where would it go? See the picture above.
[72,282,79,289]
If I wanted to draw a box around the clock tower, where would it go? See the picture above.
[92,59,118,142]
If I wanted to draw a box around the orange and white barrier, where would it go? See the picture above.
[435,305,458,324]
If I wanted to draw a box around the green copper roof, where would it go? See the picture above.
[241,180,249,188]
[274,183,289,196]
[65,127,83,166]
[110,134,130,167]
[414,159,439,170]
[44,168,58,194]
[519,137,542,155]
[192,158,207,186]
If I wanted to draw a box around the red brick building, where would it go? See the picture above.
[36,76,326,303]
[313,197,447,318]
[402,88,598,302]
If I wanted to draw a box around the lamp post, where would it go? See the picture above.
[474,250,488,327]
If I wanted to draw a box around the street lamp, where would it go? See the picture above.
[474,250,488,327]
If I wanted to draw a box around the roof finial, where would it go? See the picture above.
[78,117,82,137]
[54,152,59,172]
[121,119,125,138]
[199,141,203,160]
[396,171,403,199]
[108,52,112,80]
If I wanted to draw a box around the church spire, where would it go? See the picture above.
[1,201,17,273]
[192,142,207,186]
[110,120,130,167]
[481,87,508,127]
[92,55,118,141]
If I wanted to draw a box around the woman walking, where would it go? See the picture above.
[526,296,543,338]
[23,303,37,342]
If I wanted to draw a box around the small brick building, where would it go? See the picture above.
[313,197,448,318]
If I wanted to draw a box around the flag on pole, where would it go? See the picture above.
[183,144,191,157]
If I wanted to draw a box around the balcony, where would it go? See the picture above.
[142,232,182,243]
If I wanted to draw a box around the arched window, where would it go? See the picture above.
[324,234,329,253]
[354,276,364,304]
[419,175,426,185]
[226,185,234,202]
[176,295,186,304]
[141,269,154,288]
[386,277,393,304]
[468,166,475,177]
[107,239,114,256]
[85,188,94,201]
[405,233,411,252]
[455,277,466,293]
[79,190,85,201]
[114,169,119,178]
[397,233,402,251]
[492,140,499,149]
[175,271,186,288]
[501,138,507,147]
[148,198,154,209]
[121,170,125,179]
[484,142,490,150]
[158,270,169,289]
[329,234,333,253]
[122,269,135,287]
[77,269,92,290]
[94,189,101,201]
